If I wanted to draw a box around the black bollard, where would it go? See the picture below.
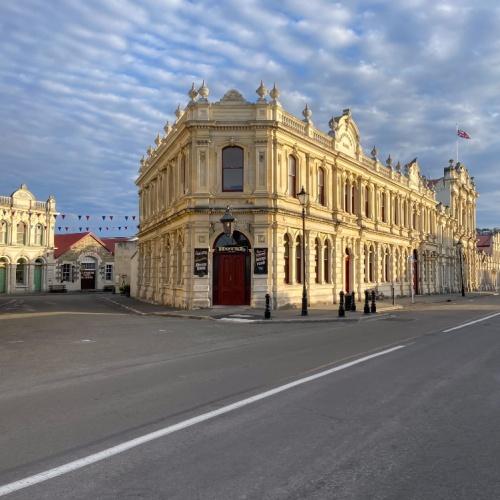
[338,291,345,317]
[370,290,377,313]
[364,290,370,314]
[264,293,271,320]
[351,292,356,312]
[345,292,352,311]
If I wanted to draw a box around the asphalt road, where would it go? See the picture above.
[1,293,500,499]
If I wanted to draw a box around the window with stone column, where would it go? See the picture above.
[284,234,291,284]
[295,235,302,284]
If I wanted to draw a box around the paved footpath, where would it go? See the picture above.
[102,291,498,323]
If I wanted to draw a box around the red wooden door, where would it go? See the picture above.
[345,255,350,293]
[413,258,419,295]
[215,253,247,305]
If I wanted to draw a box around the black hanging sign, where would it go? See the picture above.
[194,248,209,277]
[254,248,268,275]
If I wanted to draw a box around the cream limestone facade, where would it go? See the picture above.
[0,184,57,294]
[476,230,500,291]
[136,82,486,309]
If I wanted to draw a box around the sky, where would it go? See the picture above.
[0,0,499,235]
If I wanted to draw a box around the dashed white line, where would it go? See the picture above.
[0,345,405,497]
[442,311,500,333]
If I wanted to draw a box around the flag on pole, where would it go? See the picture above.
[457,129,471,139]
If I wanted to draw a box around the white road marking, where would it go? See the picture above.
[218,317,256,323]
[442,311,500,333]
[0,345,405,497]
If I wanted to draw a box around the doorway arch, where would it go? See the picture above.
[34,258,44,292]
[413,249,419,295]
[345,247,352,293]
[213,230,251,305]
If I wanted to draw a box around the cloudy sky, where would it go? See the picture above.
[1,0,499,234]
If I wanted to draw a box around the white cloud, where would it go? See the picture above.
[1,0,499,230]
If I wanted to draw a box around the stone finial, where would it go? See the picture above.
[256,80,267,101]
[328,116,336,137]
[198,80,209,101]
[386,154,392,168]
[188,82,198,103]
[163,121,172,135]
[395,161,401,173]
[155,133,161,146]
[449,158,454,167]
[175,104,183,119]
[269,83,280,104]
[370,146,377,160]
[302,103,312,123]
[147,146,153,157]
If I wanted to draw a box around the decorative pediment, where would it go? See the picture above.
[219,89,247,104]
[333,109,361,158]
[407,158,421,189]
[11,184,35,208]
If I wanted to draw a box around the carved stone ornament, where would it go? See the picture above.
[302,103,312,123]
[155,133,161,146]
[198,80,209,101]
[370,146,377,160]
[256,80,267,101]
[188,82,198,102]
[163,121,172,135]
[175,104,183,119]
[386,154,392,167]
[269,83,280,104]
[328,116,337,137]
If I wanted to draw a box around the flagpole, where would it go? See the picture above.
[456,123,459,162]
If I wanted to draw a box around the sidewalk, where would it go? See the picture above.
[102,291,497,323]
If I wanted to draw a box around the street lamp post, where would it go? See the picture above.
[457,241,465,297]
[297,186,308,316]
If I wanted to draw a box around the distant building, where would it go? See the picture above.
[476,229,500,290]
[0,184,57,294]
[134,82,496,309]
[113,238,137,292]
[54,232,129,291]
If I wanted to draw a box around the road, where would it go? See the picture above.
[1,293,500,499]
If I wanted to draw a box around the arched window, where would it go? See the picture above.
[0,221,7,244]
[34,224,44,246]
[284,234,290,284]
[369,245,375,282]
[222,146,244,192]
[365,186,370,217]
[295,235,302,284]
[323,240,330,283]
[318,168,325,206]
[176,243,183,284]
[288,156,297,197]
[16,258,27,285]
[16,222,26,245]
[384,248,390,282]
[315,237,320,283]
[181,154,187,194]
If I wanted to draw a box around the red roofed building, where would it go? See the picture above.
[54,232,129,291]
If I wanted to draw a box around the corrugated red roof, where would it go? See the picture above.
[54,232,112,258]
[477,234,492,249]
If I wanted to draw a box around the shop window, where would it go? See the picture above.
[61,263,71,282]
[105,264,113,281]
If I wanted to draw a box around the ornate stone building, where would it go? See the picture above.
[54,232,127,291]
[0,184,57,293]
[135,82,481,309]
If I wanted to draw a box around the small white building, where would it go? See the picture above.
[54,232,128,291]
[0,184,57,294]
